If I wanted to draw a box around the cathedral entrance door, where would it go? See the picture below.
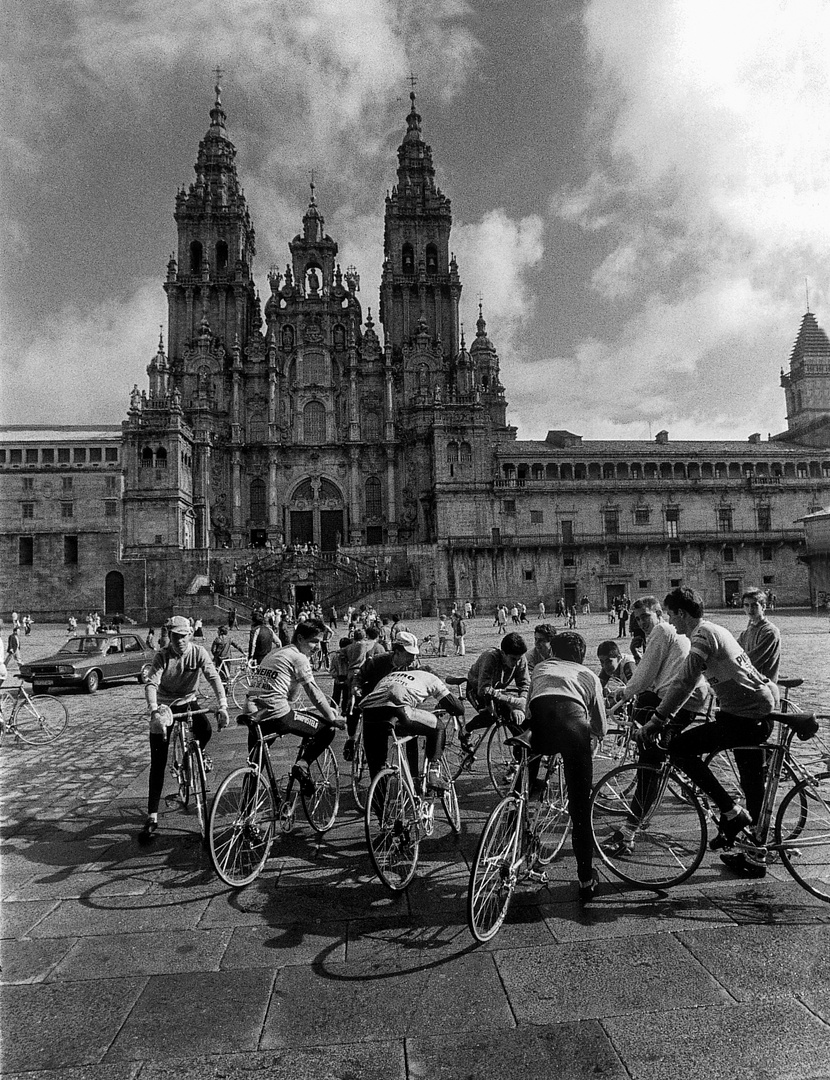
[105,571,125,615]
[605,583,626,608]
[250,529,267,548]
[294,584,315,608]
[290,510,314,546]
[320,510,344,552]
[563,585,577,611]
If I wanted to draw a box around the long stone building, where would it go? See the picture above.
[3,86,830,620]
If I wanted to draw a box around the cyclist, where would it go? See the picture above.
[211,625,244,684]
[463,632,529,750]
[246,618,343,795]
[525,624,557,672]
[596,640,635,704]
[638,587,778,875]
[605,595,709,855]
[738,588,780,681]
[359,633,464,793]
[138,615,229,844]
[525,631,607,903]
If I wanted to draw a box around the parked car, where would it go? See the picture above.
[18,633,156,694]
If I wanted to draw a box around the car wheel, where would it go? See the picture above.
[138,663,152,684]
[84,670,100,694]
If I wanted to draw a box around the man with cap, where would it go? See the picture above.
[358,632,464,793]
[139,616,229,843]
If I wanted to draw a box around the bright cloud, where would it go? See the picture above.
[544,0,830,440]
[1,282,165,426]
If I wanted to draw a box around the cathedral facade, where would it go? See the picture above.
[3,87,830,619]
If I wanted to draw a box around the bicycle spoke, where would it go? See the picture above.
[777,772,830,902]
[468,796,523,942]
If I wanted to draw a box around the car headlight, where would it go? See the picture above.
[57,665,75,674]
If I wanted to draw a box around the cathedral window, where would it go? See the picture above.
[155,447,167,469]
[364,412,380,440]
[402,243,414,273]
[215,240,228,272]
[426,244,438,274]
[304,352,326,384]
[365,476,382,518]
[304,401,326,444]
[189,241,203,274]
[141,447,154,468]
[250,478,266,522]
[447,441,459,464]
[460,442,472,463]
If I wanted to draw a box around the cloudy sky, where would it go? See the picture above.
[4,0,830,442]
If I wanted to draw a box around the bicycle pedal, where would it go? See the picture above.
[164,794,185,808]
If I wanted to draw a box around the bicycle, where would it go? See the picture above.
[222,658,262,710]
[163,697,216,843]
[0,684,69,746]
[364,725,461,891]
[208,710,341,887]
[590,707,826,894]
[440,678,518,796]
[467,730,570,942]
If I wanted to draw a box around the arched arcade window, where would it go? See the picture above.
[215,240,228,271]
[402,243,414,273]
[189,241,203,274]
[426,243,438,274]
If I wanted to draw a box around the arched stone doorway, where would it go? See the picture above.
[105,570,125,614]
[289,477,345,551]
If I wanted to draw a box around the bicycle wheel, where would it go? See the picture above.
[591,763,707,888]
[487,722,518,796]
[351,721,371,811]
[188,744,209,842]
[302,746,340,833]
[776,772,830,903]
[533,760,570,865]
[13,694,69,745]
[208,766,277,886]
[467,795,523,942]
[364,768,419,891]
[231,669,259,710]
[171,723,189,805]
[593,726,635,784]
[439,756,461,832]
[592,749,638,814]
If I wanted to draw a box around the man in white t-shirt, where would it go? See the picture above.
[638,587,778,874]
[361,633,464,793]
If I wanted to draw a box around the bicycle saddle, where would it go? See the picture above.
[504,729,533,751]
[772,711,819,740]
[777,677,804,689]
[445,676,467,686]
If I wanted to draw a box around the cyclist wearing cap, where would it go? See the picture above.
[359,633,464,793]
[525,624,557,672]
[139,615,229,843]
[526,631,606,903]
[463,632,530,745]
[246,618,342,796]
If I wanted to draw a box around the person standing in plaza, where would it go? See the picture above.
[617,605,629,637]
[248,608,278,664]
[453,613,467,656]
[737,589,780,682]
[7,624,21,669]
[538,600,546,619]
[437,615,450,656]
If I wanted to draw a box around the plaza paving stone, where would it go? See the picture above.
[2,615,830,1077]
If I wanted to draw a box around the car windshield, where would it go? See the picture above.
[58,637,105,655]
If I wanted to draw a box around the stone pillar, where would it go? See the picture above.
[349,447,361,544]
